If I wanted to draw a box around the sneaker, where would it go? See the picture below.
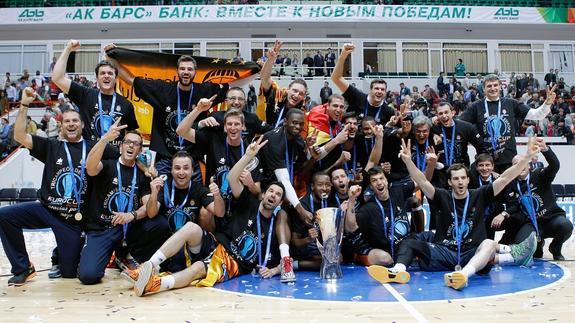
[48,265,61,279]
[120,267,140,285]
[115,253,140,272]
[280,256,296,283]
[134,261,161,297]
[8,265,37,286]
[444,272,468,290]
[367,265,410,284]
[510,231,537,266]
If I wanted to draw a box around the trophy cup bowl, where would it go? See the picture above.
[315,207,344,279]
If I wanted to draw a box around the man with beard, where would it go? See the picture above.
[260,40,308,128]
[130,137,285,296]
[176,102,263,231]
[368,138,540,290]
[107,46,228,175]
[0,88,89,285]
[459,74,555,173]
[81,122,153,285]
[122,151,223,276]
[307,95,353,173]
[332,43,395,124]
[505,139,572,261]
[52,40,139,148]
[320,112,362,183]
[198,87,272,142]
[432,102,485,170]
[290,172,338,271]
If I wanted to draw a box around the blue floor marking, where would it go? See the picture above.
[213,260,565,302]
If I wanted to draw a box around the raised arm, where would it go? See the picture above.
[86,118,127,176]
[175,95,216,143]
[539,140,559,180]
[145,176,164,218]
[14,88,36,149]
[205,177,225,218]
[331,43,353,93]
[365,124,383,171]
[344,185,362,233]
[103,43,135,85]
[424,146,438,181]
[260,40,282,92]
[52,39,78,94]
[492,137,540,196]
[524,85,555,121]
[227,136,268,199]
[399,139,436,199]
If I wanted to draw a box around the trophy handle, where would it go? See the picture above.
[316,239,324,253]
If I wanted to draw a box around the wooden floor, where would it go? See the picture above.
[1,232,574,322]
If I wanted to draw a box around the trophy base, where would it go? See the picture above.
[319,236,342,280]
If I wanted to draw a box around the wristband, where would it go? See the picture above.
[130,211,138,222]
[21,104,29,107]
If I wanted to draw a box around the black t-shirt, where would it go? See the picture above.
[356,181,414,252]
[431,119,485,168]
[194,129,263,217]
[381,127,409,182]
[132,77,228,159]
[505,149,564,222]
[259,128,307,182]
[31,136,94,225]
[342,85,395,124]
[459,98,530,165]
[211,110,272,142]
[468,172,505,221]
[431,185,494,251]
[156,177,214,233]
[215,189,279,274]
[67,81,139,147]
[85,160,150,231]
[355,135,376,169]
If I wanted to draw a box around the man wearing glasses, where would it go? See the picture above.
[81,120,158,285]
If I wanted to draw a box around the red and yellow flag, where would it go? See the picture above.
[105,47,261,136]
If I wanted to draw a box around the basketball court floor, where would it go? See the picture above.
[1,229,574,322]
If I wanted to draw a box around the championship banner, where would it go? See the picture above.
[2,5,574,25]
[105,47,261,136]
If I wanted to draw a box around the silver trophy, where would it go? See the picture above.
[315,207,345,279]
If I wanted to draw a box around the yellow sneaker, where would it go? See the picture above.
[367,265,410,284]
[134,261,161,296]
[444,272,468,290]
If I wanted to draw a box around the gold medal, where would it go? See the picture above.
[74,212,83,221]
